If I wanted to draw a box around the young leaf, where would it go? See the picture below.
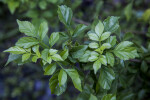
[99,55,107,66]
[66,69,82,92]
[93,59,101,74]
[113,41,138,60]
[41,49,49,61]
[57,5,73,26]
[51,54,63,61]
[102,94,116,100]
[89,42,99,49]
[38,22,49,40]
[32,45,41,57]
[44,63,56,75]
[49,49,58,55]
[58,69,67,86]
[73,24,88,37]
[107,36,117,47]
[60,49,69,60]
[95,21,104,37]
[17,20,36,37]
[79,50,91,62]
[88,32,99,41]
[22,53,31,62]
[89,94,98,100]
[106,52,114,67]
[49,32,59,47]
[47,56,52,64]
[98,67,115,89]
[4,46,26,54]
[103,16,119,33]
[32,56,38,63]
[16,37,39,48]
[88,55,98,62]
[100,32,111,41]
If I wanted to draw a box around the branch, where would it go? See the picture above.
[73,17,90,26]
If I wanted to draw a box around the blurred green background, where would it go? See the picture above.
[0,0,150,100]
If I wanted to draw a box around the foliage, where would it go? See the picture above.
[3,5,141,100]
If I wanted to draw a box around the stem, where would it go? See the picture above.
[57,62,64,70]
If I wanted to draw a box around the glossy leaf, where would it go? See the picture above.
[5,54,21,66]
[49,32,59,47]
[58,69,67,86]
[38,22,49,40]
[93,59,101,74]
[32,45,41,57]
[113,41,138,60]
[17,20,36,37]
[98,67,115,89]
[57,5,73,26]
[79,50,91,62]
[49,49,58,55]
[60,49,69,60]
[106,52,114,67]
[100,32,111,41]
[107,36,117,47]
[95,21,104,37]
[16,37,39,48]
[22,53,31,62]
[44,63,56,75]
[73,24,88,37]
[89,42,99,49]
[4,46,26,54]
[66,69,82,92]
[88,31,99,41]
[103,16,119,33]
[51,54,63,61]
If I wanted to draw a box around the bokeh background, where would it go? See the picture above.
[0,0,150,100]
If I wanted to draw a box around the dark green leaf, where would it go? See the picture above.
[44,63,56,75]
[73,24,88,37]
[102,94,116,100]
[98,67,115,89]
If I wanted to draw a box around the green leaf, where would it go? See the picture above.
[47,56,52,64]
[141,9,150,22]
[57,5,73,26]
[88,32,99,41]
[4,46,26,54]
[51,54,63,61]
[17,20,36,37]
[32,56,38,63]
[73,24,88,37]
[79,50,91,62]
[66,69,82,92]
[103,16,119,33]
[99,55,107,66]
[141,61,148,73]
[49,72,67,96]
[32,45,41,57]
[49,32,59,47]
[102,94,116,100]
[124,3,132,21]
[71,45,88,59]
[88,51,99,62]
[22,53,31,62]
[100,32,111,41]
[58,69,67,86]
[95,20,104,37]
[97,43,111,54]
[89,42,99,49]
[107,36,117,47]
[16,37,39,48]
[41,49,49,61]
[123,32,134,41]
[113,41,138,60]
[7,1,19,14]
[89,94,98,100]
[93,59,101,74]
[49,49,58,55]
[60,49,69,60]
[5,54,21,66]
[44,63,56,75]
[106,52,114,67]
[98,67,115,89]
[38,21,49,40]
